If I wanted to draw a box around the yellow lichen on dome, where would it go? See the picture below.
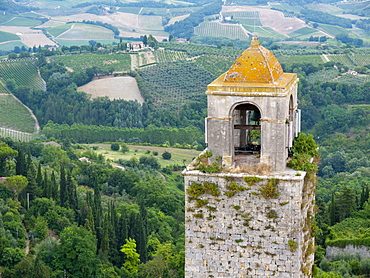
[224,37,284,84]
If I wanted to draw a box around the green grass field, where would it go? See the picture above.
[318,23,351,37]
[85,143,201,168]
[47,24,73,37]
[0,94,36,133]
[337,0,370,13]
[288,27,318,38]
[53,23,115,40]
[118,7,142,14]
[305,3,344,15]
[2,17,42,27]
[20,12,46,18]
[0,31,20,43]
[195,22,249,40]
[0,14,15,24]
[0,41,27,51]
[50,53,131,72]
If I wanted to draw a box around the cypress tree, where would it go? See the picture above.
[99,212,110,261]
[93,179,103,249]
[26,149,32,171]
[115,211,128,266]
[59,165,67,207]
[15,147,27,176]
[36,163,43,189]
[66,171,78,212]
[42,170,51,199]
[128,212,147,263]
[329,192,336,226]
[25,162,38,202]
[360,183,369,209]
[31,255,49,278]
[50,171,58,201]
[84,204,95,235]
[107,201,119,264]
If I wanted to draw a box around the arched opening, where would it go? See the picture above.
[232,103,261,166]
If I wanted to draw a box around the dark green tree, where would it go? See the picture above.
[59,165,67,207]
[0,143,18,176]
[66,171,78,212]
[56,225,98,277]
[335,186,357,222]
[15,147,27,176]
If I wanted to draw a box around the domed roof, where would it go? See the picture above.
[224,37,283,84]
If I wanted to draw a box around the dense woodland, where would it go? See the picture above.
[0,138,186,277]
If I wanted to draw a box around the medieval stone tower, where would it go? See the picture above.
[183,37,315,277]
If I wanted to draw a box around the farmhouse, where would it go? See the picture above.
[126,42,145,51]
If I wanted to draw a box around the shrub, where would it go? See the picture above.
[111,143,120,151]
[121,143,129,154]
[162,151,172,160]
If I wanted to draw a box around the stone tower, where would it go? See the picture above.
[183,37,315,277]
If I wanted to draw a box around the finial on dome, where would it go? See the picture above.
[250,36,260,47]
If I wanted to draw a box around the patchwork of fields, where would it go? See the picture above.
[1,1,369,49]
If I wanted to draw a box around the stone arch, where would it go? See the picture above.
[230,102,262,165]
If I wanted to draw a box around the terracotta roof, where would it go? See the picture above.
[42,141,61,147]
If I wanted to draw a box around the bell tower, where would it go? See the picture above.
[183,37,315,278]
[206,36,299,171]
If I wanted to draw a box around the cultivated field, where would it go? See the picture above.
[51,12,165,39]
[222,6,306,36]
[53,23,115,40]
[166,14,190,26]
[86,143,200,168]
[50,53,131,72]
[305,3,344,15]
[77,76,144,103]
[0,93,37,133]
[0,58,46,91]
[0,31,20,43]
[194,22,249,40]
[0,26,55,48]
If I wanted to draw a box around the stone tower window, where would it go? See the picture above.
[233,103,261,165]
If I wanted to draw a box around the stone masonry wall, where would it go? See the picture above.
[183,169,315,278]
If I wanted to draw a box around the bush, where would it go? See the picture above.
[111,143,120,151]
[121,143,129,154]
[162,151,172,160]
[153,151,158,156]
